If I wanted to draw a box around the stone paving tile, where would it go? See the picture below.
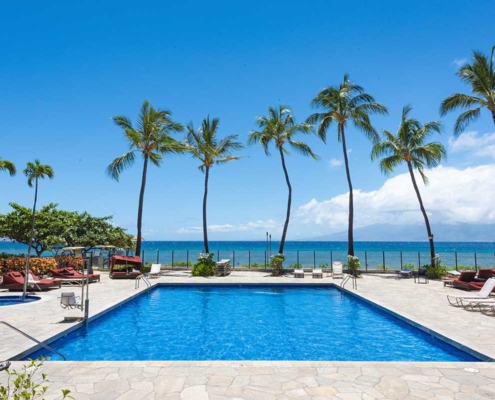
[2,271,495,399]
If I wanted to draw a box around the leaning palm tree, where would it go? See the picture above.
[186,116,244,253]
[23,160,54,298]
[0,158,16,177]
[249,105,318,254]
[440,45,495,135]
[107,100,185,257]
[371,105,446,268]
[307,74,387,256]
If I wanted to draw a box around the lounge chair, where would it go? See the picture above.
[312,268,323,279]
[447,278,495,306]
[474,268,495,282]
[148,263,162,278]
[215,259,231,276]
[451,271,477,291]
[0,271,61,291]
[447,270,461,278]
[60,292,82,309]
[459,297,495,311]
[331,262,343,279]
[294,268,304,278]
[50,267,100,283]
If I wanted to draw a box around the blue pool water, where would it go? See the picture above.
[26,285,478,361]
[0,296,40,306]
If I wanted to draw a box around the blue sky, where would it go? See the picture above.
[1,0,494,240]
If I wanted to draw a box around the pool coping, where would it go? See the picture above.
[17,281,493,362]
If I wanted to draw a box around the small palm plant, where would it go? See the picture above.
[0,158,16,177]
[249,105,318,256]
[23,160,54,298]
[371,106,446,267]
[307,74,387,257]
[107,100,185,257]
[186,116,244,254]
[440,45,495,134]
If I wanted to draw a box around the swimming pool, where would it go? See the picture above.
[26,285,477,361]
[0,295,40,306]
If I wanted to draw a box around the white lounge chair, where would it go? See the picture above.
[312,268,323,279]
[60,292,82,309]
[148,263,162,278]
[460,297,495,311]
[294,268,304,278]
[332,261,343,279]
[447,278,495,306]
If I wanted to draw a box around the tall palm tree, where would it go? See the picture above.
[23,160,54,298]
[186,116,244,253]
[371,105,446,267]
[107,100,185,257]
[249,105,318,254]
[440,45,495,135]
[0,158,16,177]
[307,74,387,256]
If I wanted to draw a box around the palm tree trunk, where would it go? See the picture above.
[135,154,149,258]
[23,179,38,299]
[407,162,435,267]
[340,125,354,256]
[491,109,495,125]
[278,147,292,254]
[202,167,210,253]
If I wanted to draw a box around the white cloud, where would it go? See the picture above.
[452,58,467,67]
[449,131,495,159]
[295,164,495,231]
[329,158,343,168]
[177,219,279,234]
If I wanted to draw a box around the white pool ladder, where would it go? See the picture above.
[341,274,357,290]
[135,275,151,292]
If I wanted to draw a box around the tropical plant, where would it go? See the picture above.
[192,252,216,277]
[249,105,318,255]
[308,74,387,257]
[440,45,495,134]
[107,100,185,257]
[371,105,446,268]
[186,116,244,253]
[347,255,361,276]
[0,203,133,256]
[0,158,16,177]
[23,160,54,298]
[270,253,285,276]
[0,358,73,400]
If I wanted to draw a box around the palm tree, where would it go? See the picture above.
[440,45,495,135]
[371,105,446,267]
[107,100,185,257]
[307,74,387,256]
[0,158,16,177]
[23,160,54,298]
[249,105,318,255]
[186,116,244,253]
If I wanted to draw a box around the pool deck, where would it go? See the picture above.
[1,270,495,399]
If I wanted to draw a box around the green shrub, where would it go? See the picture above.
[426,264,447,279]
[348,255,361,276]
[192,253,216,277]
[402,263,416,270]
[270,254,285,276]
[318,262,329,269]
[0,358,73,399]
[171,260,192,267]
[288,263,303,269]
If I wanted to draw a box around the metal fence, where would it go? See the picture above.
[137,249,495,270]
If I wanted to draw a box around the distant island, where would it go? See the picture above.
[300,223,495,242]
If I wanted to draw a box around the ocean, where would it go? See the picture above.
[2,241,494,270]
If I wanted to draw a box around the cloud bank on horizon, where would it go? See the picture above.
[295,164,495,233]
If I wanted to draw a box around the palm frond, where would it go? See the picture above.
[287,140,319,160]
[0,159,16,176]
[24,160,54,187]
[106,151,136,181]
[453,107,481,136]
[439,93,483,115]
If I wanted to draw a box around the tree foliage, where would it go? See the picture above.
[0,203,133,256]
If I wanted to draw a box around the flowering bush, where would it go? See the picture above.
[192,253,216,277]
[0,257,58,276]
[347,255,361,276]
[270,253,285,276]
[55,256,84,271]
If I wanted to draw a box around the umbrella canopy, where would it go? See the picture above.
[131,236,145,241]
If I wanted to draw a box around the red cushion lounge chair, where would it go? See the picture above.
[49,267,100,283]
[21,270,62,289]
[474,268,495,282]
[109,256,142,279]
[452,271,478,291]
[0,271,61,291]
